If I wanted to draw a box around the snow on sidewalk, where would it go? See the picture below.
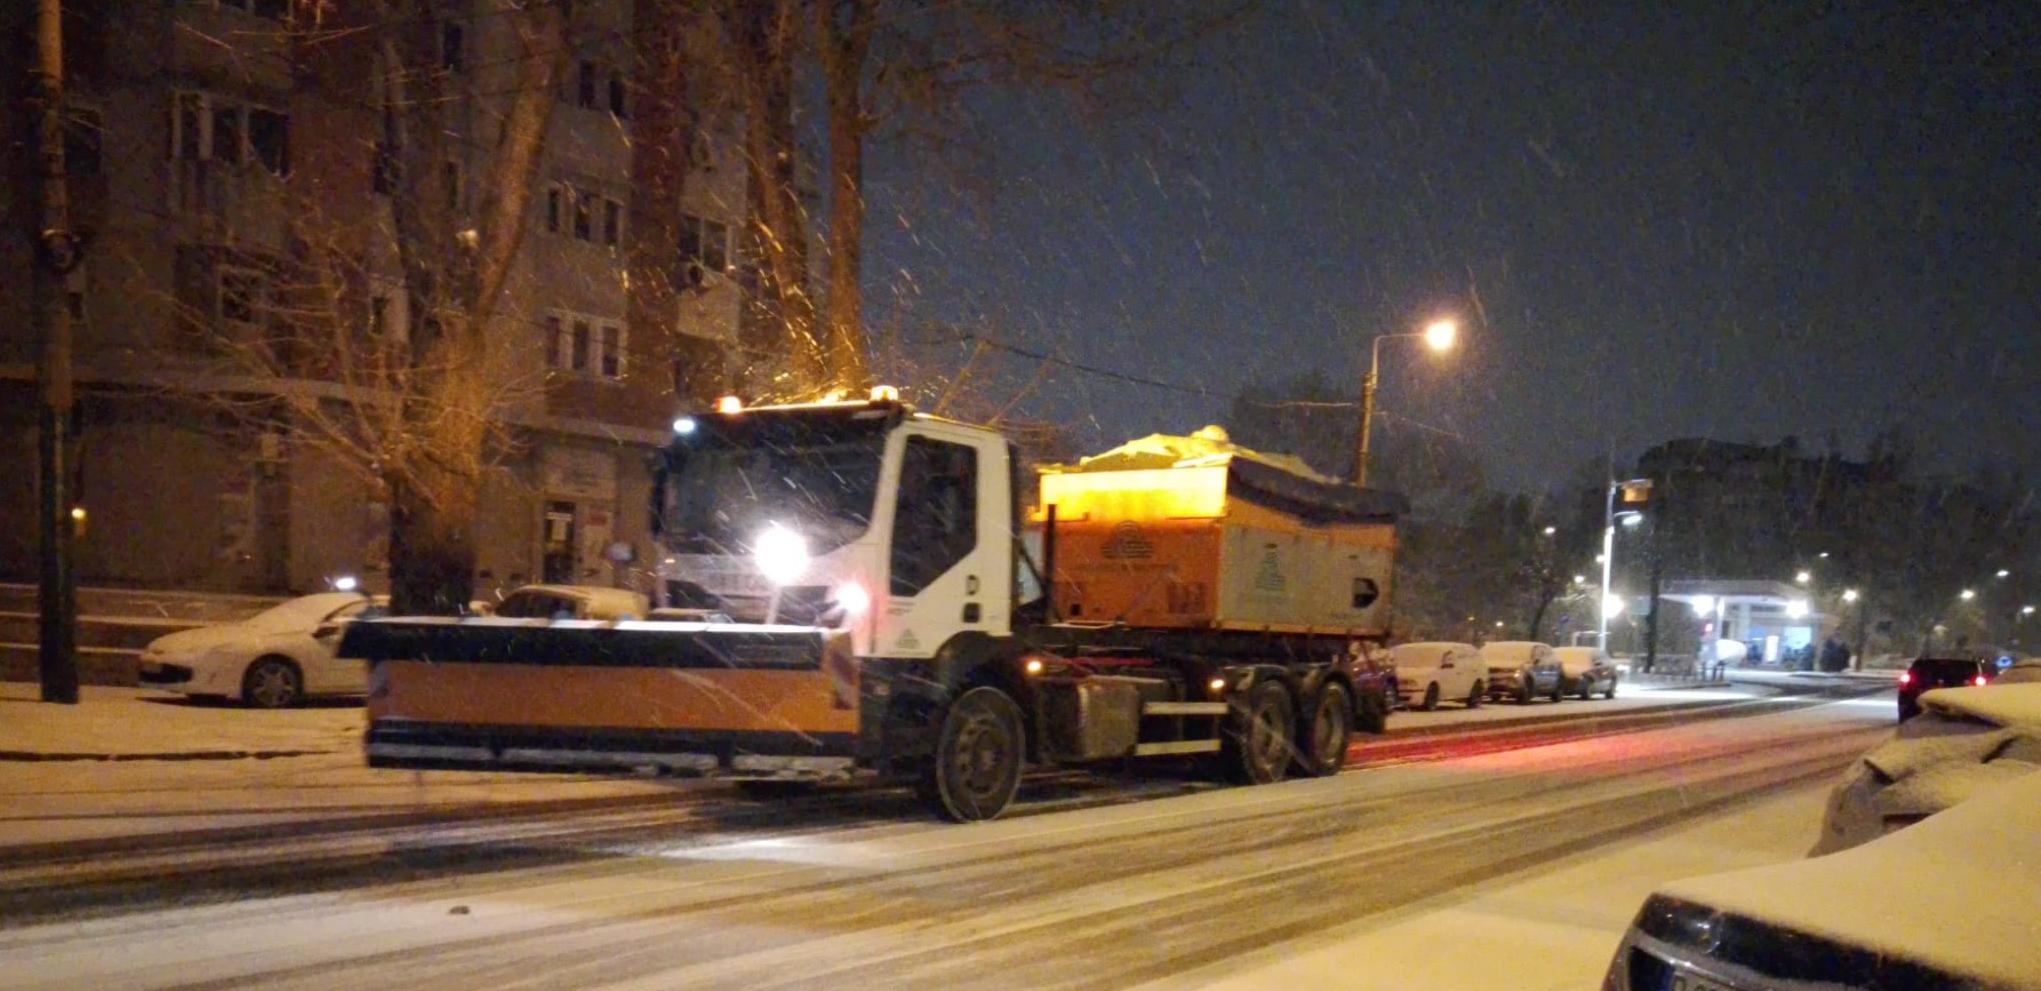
[1140,782,1838,991]
[0,684,676,848]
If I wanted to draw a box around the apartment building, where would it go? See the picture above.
[0,0,748,595]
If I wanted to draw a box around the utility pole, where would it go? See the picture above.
[33,0,81,704]
[1353,353,1379,487]
[1642,483,1665,674]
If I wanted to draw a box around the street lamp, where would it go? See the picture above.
[1794,570,1812,584]
[1960,589,1976,601]
[1996,569,2011,578]
[1598,478,1651,649]
[1841,588,1859,603]
[1542,526,1556,536]
[1354,317,1458,487]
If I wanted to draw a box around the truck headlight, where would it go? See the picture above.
[754,524,810,585]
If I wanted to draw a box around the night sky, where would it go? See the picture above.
[864,1,2038,490]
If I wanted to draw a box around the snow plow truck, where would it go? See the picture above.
[342,389,1408,821]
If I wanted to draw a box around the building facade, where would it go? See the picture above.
[1,0,747,595]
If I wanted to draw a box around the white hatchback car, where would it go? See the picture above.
[1389,641,1486,710]
[138,592,385,708]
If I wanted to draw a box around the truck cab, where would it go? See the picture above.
[653,399,1015,664]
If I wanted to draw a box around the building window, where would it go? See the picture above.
[607,76,627,117]
[168,91,289,176]
[577,61,598,109]
[599,324,622,377]
[210,0,288,18]
[602,198,622,246]
[211,104,242,164]
[547,310,624,380]
[545,185,562,233]
[677,214,730,276]
[440,22,465,73]
[573,191,593,240]
[249,108,289,175]
[216,266,266,329]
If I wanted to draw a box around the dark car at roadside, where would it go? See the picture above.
[1896,656,1996,722]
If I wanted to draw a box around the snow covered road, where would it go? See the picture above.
[0,687,1894,990]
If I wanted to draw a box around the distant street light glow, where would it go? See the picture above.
[1602,593,1626,619]
[2024,605,2037,616]
[1542,526,1556,536]
[1996,569,2011,578]
[1959,589,1976,601]
[1785,600,1810,619]
[1423,319,1458,351]
[1794,570,1811,584]
[1842,588,1860,603]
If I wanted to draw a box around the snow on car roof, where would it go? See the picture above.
[1656,769,2041,989]
[1920,683,2041,730]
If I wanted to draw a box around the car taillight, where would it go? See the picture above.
[1897,671,1911,686]
[1974,674,1988,687]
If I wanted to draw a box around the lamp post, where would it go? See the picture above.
[1355,318,1456,487]
[1598,478,1651,650]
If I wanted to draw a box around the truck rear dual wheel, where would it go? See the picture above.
[1223,681,1295,785]
[921,686,1027,823]
[1297,681,1352,777]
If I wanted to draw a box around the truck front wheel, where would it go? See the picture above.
[922,686,1026,822]
[1224,681,1295,785]
[1297,681,1352,777]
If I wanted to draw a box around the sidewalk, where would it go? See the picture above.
[0,684,675,849]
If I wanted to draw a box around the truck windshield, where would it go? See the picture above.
[661,423,885,556]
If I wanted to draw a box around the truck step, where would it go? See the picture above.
[1142,701,1229,717]
[1132,739,1222,756]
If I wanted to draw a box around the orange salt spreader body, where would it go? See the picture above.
[1032,427,1400,638]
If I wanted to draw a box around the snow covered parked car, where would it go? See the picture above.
[1604,767,2041,991]
[1552,645,1618,700]
[1478,641,1562,704]
[138,592,385,708]
[1388,641,1485,710]
[1811,683,2041,856]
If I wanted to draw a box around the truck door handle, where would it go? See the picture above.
[962,602,981,624]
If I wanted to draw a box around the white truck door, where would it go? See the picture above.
[871,423,1012,659]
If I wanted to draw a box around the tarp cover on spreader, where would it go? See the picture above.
[1042,426,1409,524]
